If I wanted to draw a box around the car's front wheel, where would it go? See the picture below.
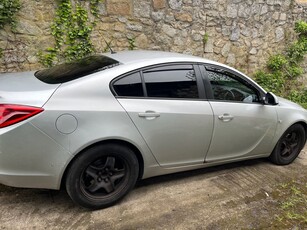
[65,144,139,209]
[270,124,306,165]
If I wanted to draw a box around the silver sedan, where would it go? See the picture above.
[0,51,306,209]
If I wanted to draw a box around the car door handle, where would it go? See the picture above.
[218,114,234,122]
[138,111,160,118]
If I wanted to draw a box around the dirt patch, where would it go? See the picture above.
[0,146,306,229]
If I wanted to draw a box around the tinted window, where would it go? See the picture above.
[143,66,199,99]
[35,55,120,84]
[113,72,144,97]
[207,69,259,103]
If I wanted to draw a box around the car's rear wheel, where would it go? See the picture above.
[65,144,139,209]
[270,124,306,165]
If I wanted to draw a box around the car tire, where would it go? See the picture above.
[65,144,139,209]
[270,124,306,165]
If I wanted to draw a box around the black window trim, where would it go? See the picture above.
[201,64,266,104]
[110,62,208,101]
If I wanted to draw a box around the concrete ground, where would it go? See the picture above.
[0,146,306,229]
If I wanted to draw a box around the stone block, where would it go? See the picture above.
[151,11,165,21]
[275,27,284,42]
[127,23,143,31]
[134,0,151,18]
[106,0,132,16]
[161,24,177,37]
[135,34,149,48]
[226,53,236,66]
[295,0,307,3]
[260,5,268,15]
[221,43,231,57]
[175,13,193,22]
[280,13,287,21]
[15,20,42,36]
[169,0,182,10]
[153,0,166,10]
[249,47,257,55]
[230,27,240,41]
[204,38,214,53]
[226,4,238,18]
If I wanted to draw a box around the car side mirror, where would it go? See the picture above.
[263,92,279,105]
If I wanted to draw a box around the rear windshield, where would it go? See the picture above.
[35,55,120,84]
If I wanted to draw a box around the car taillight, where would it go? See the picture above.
[0,104,44,128]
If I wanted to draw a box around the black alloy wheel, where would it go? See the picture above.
[270,124,306,165]
[66,144,139,209]
[81,156,128,198]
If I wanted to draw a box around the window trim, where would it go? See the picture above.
[202,64,265,104]
[110,62,208,101]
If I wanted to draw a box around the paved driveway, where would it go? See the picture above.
[0,146,306,229]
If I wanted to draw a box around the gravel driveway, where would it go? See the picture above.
[0,146,306,229]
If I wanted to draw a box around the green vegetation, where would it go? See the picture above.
[255,20,307,108]
[127,36,136,50]
[274,180,307,228]
[203,33,209,45]
[38,0,101,67]
[0,0,21,29]
[0,0,21,58]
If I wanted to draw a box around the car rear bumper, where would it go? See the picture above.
[0,121,71,189]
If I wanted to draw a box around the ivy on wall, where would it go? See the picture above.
[39,0,101,67]
[255,20,307,108]
[0,0,21,29]
[0,0,21,58]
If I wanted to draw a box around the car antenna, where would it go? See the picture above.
[104,39,116,54]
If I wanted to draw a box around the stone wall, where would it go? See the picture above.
[1,0,307,77]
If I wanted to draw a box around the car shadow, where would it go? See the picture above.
[0,157,269,212]
[135,158,268,188]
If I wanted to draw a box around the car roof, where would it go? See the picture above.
[103,50,212,65]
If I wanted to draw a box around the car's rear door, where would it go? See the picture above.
[113,64,214,167]
[201,65,278,162]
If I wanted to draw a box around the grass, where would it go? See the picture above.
[273,180,307,228]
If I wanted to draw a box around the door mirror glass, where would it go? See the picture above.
[263,92,279,105]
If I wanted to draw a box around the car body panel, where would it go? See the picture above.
[0,71,60,107]
[0,121,70,188]
[205,102,278,161]
[117,98,214,167]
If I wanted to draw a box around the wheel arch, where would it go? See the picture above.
[60,139,144,189]
[296,121,307,143]
[275,120,307,147]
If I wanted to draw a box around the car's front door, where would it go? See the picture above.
[113,64,214,167]
[202,65,278,162]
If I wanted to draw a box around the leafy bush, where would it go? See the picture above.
[254,71,285,95]
[255,21,307,109]
[267,55,288,71]
[0,0,21,29]
[294,20,307,35]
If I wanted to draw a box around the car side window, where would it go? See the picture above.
[206,69,260,103]
[113,72,144,97]
[143,66,199,99]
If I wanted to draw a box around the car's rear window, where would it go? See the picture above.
[35,55,120,84]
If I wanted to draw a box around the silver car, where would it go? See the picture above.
[0,51,306,209]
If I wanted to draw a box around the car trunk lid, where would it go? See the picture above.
[0,71,60,107]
